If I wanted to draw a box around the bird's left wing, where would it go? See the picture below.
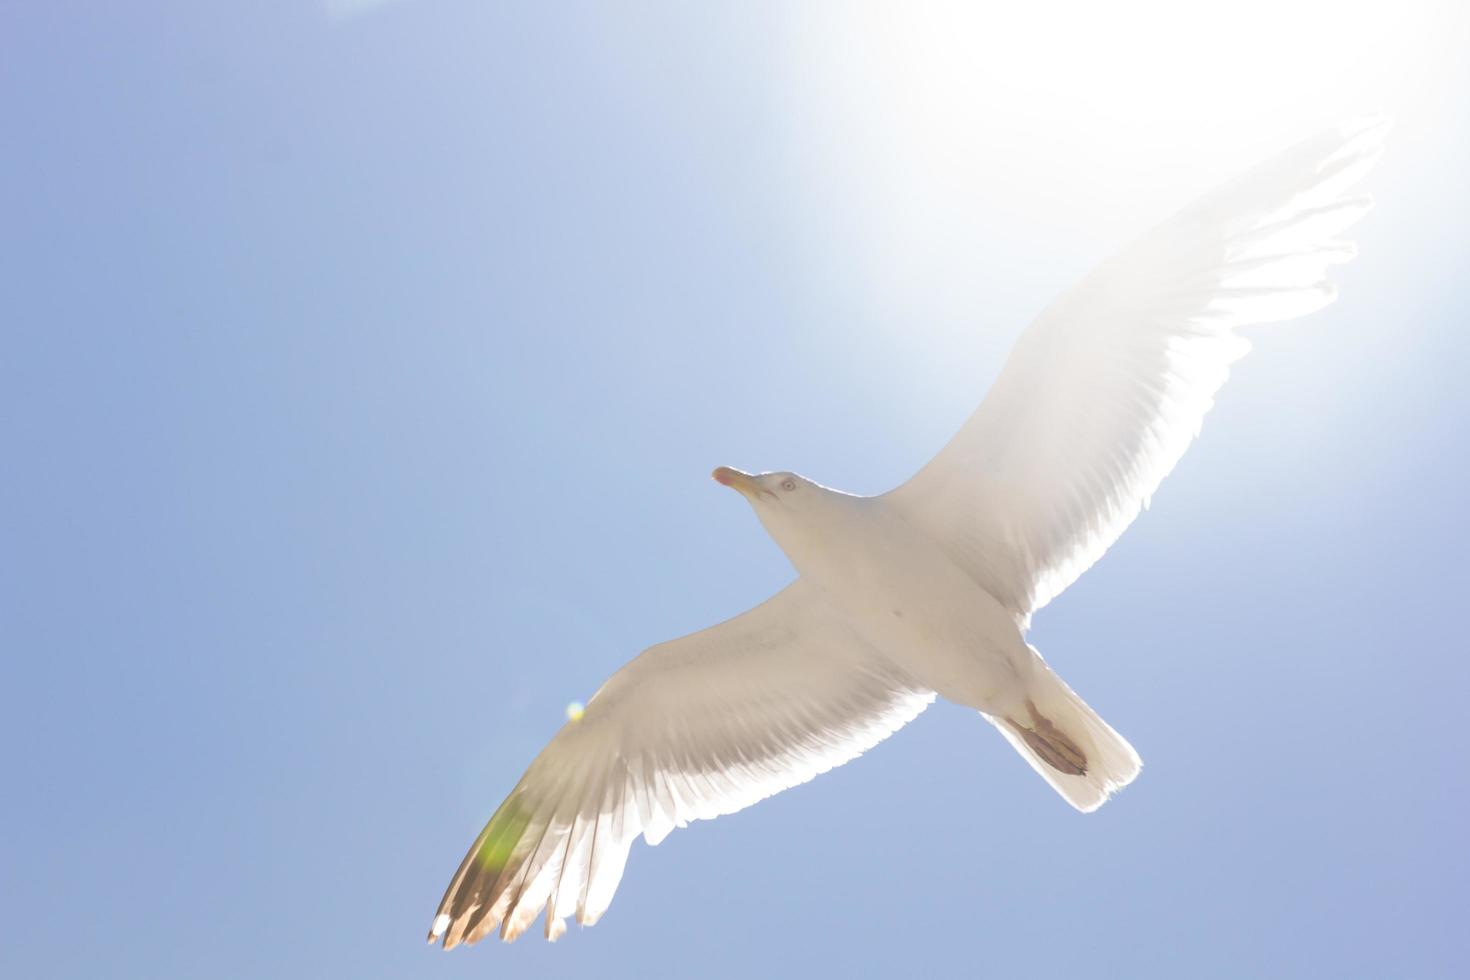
[428,578,933,946]
[886,118,1388,627]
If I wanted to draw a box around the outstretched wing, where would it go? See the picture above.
[428,579,934,946]
[886,119,1388,626]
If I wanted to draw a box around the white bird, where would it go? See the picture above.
[428,118,1387,947]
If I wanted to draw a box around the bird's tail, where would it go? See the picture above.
[988,648,1141,812]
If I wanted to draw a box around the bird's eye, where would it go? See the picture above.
[780,479,797,492]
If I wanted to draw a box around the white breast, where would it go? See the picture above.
[776,494,1031,712]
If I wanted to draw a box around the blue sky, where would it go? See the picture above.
[3,3,1468,978]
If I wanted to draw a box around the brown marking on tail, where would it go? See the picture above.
[1007,700,1088,777]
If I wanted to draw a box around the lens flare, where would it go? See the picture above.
[565,701,585,722]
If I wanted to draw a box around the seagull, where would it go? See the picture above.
[428,119,1387,946]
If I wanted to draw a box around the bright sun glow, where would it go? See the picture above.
[777,0,1447,329]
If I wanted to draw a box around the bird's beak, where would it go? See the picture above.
[712,466,766,500]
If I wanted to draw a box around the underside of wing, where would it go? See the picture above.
[887,118,1388,625]
[428,579,933,946]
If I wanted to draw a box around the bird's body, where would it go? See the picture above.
[754,483,1029,717]
[428,118,1387,947]
[724,470,1137,806]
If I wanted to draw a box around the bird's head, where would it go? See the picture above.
[711,467,848,566]
[711,466,811,506]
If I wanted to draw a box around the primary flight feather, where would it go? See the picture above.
[428,118,1387,946]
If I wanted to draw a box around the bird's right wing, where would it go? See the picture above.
[886,119,1387,626]
[428,579,933,946]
